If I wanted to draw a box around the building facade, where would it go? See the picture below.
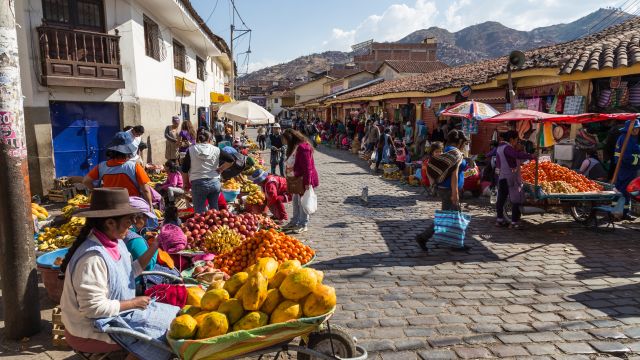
[16,0,233,195]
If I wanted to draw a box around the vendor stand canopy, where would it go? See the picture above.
[483,109,637,124]
[439,100,499,120]
[218,101,275,125]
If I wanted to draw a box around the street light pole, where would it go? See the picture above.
[0,0,42,339]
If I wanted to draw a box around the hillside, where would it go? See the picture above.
[240,8,634,83]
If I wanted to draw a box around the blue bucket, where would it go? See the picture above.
[222,189,240,203]
[36,247,69,270]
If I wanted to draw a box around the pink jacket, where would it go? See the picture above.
[293,143,319,188]
[160,172,184,190]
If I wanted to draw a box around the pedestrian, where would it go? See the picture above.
[613,118,640,220]
[416,119,429,157]
[282,129,319,234]
[156,160,184,204]
[59,188,176,358]
[487,131,536,229]
[83,131,154,206]
[257,125,267,150]
[404,121,413,145]
[249,169,291,223]
[416,130,470,251]
[164,116,181,161]
[356,119,366,143]
[269,123,286,176]
[179,120,196,157]
[213,117,225,144]
[578,150,607,181]
[181,130,234,214]
[375,128,393,171]
[366,120,380,153]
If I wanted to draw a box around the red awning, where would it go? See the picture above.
[483,110,637,124]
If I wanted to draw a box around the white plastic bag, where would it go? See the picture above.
[302,187,317,215]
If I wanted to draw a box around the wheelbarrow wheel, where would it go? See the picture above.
[297,324,356,360]
[570,204,593,224]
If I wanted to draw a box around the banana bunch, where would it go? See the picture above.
[202,225,242,254]
[223,178,241,191]
[246,189,265,205]
[148,172,167,184]
[383,171,403,181]
[241,181,261,194]
[37,217,86,251]
[31,203,49,221]
[67,194,89,206]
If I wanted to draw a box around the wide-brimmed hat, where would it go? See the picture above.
[129,196,157,220]
[272,123,281,128]
[620,118,640,132]
[76,188,142,218]
[249,169,268,184]
[107,131,137,155]
[172,115,181,123]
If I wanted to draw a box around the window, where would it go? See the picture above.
[42,0,105,32]
[143,15,160,61]
[173,40,186,72]
[274,98,279,104]
[181,104,190,121]
[196,56,205,81]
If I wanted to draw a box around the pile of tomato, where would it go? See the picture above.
[522,161,603,193]
[214,229,315,275]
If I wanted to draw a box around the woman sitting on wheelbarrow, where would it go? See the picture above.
[60,188,178,359]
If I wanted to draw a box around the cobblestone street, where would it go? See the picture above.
[298,144,640,359]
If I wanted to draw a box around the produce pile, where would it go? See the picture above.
[148,171,167,184]
[32,203,49,221]
[522,161,603,193]
[62,194,90,218]
[168,257,335,340]
[382,164,403,180]
[191,260,229,285]
[222,178,241,191]
[202,226,243,254]
[214,229,314,275]
[37,217,86,251]
[181,209,261,252]
[239,179,265,205]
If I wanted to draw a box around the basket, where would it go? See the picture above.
[37,248,68,304]
[222,189,241,203]
[51,306,69,349]
[245,203,267,214]
[167,308,335,360]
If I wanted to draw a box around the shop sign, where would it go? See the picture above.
[424,98,432,108]
[460,85,472,98]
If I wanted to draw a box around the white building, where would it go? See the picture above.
[16,0,233,195]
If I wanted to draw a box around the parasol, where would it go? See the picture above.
[439,100,500,120]
[217,101,275,125]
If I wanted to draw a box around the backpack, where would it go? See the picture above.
[426,148,464,187]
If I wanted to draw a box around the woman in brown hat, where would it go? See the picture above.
[59,188,177,359]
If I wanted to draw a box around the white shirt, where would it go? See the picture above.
[60,234,142,343]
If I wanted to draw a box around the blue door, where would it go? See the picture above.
[50,102,120,177]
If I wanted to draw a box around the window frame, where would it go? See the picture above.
[42,0,106,33]
[173,40,186,72]
[143,15,160,61]
[196,56,206,81]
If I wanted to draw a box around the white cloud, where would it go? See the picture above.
[247,59,279,73]
[321,0,439,51]
[445,0,472,31]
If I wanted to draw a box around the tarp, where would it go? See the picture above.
[217,101,275,125]
[483,109,637,124]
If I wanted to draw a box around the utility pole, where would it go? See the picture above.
[230,23,234,99]
[0,0,41,339]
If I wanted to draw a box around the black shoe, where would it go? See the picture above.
[415,236,428,251]
[623,214,637,221]
[452,245,471,252]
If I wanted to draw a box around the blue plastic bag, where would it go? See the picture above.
[432,210,471,248]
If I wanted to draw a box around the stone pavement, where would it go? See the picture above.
[3,140,640,359]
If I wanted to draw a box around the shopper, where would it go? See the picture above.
[487,131,535,228]
[420,142,444,187]
[249,169,291,223]
[375,128,393,171]
[613,118,640,220]
[282,129,319,234]
[213,117,225,144]
[270,123,286,176]
[179,120,197,157]
[156,160,184,203]
[84,132,154,206]
[578,150,607,181]
[59,188,176,358]
[416,130,469,251]
[257,125,267,150]
[164,116,181,161]
[181,130,234,214]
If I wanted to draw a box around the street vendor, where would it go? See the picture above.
[83,131,154,206]
[59,188,177,359]
[249,169,291,223]
[487,131,536,229]
[269,123,286,176]
[613,118,640,221]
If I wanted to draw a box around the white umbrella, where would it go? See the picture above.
[217,101,275,125]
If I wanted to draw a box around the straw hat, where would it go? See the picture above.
[76,188,142,218]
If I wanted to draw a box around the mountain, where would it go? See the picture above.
[240,8,634,84]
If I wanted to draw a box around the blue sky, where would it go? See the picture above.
[191,0,629,73]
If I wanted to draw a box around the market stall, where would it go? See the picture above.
[483,110,637,226]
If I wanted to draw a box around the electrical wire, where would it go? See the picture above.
[594,0,639,33]
[572,2,636,40]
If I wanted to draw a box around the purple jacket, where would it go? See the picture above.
[486,142,533,169]
[293,143,319,188]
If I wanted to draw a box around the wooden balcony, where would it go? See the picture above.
[38,26,125,89]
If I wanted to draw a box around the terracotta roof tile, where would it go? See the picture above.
[381,60,449,74]
[335,17,640,101]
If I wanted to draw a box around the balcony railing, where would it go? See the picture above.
[38,25,125,89]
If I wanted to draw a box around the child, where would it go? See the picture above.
[421,142,444,187]
[394,140,407,171]
[157,160,184,203]
[163,205,182,226]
